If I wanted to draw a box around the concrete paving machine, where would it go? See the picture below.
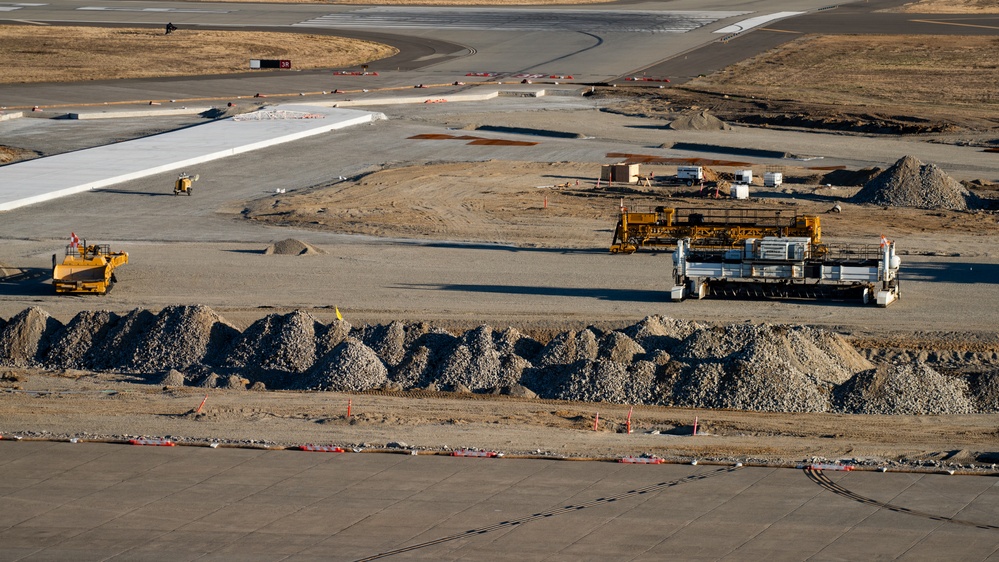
[671,236,901,307]
[174,172,199,196]
[610,206,821,254]
[53,241,128,295]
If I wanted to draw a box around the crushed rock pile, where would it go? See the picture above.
[851,155,973,210]
[669,110,731,131]
[264,239,325,255]
[1,306,994,414]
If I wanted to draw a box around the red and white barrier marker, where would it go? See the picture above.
[0,434,23,441]
[806,463,854,471]
[130,438,175,446]
[299,445,346,452]
[452,449,502,458]
[620,457,664,464]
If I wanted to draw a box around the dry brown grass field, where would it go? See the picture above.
[0,26,397,83]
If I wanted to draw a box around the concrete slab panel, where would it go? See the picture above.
[0,106,385,212]
[1,442,998,561]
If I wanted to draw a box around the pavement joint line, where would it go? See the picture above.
[353,466,741,561]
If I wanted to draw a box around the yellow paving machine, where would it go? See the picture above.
[53,239,128,294]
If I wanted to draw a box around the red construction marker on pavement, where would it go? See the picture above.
[299,445,346,452]
[620,456,664,464]
[130,438,175,446]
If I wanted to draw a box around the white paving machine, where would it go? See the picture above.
[671,236,901,307]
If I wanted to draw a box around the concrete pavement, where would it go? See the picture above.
[0,442,997,561]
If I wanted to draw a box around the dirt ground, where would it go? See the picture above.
[0,27,397,84]
[886,0,999,13]
[242,160,999,249]
[2,368,997,472]
[603,35,999,139]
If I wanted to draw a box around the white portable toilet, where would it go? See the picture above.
[730,183,749,199]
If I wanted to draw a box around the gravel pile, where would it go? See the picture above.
[305,338,388,391]
[2,307,995,414]
[851,155,972,210]
[264,239,325,255]
[833,362,975,414]
[224,310,321,373]
[125,305,239,372]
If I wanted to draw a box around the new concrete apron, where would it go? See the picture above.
[0,105,385,212]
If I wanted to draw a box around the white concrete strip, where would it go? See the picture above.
[69,107,214,119]
[714,11,805,33]
[0,111,24,121]
[0,105,385,212]
[317,91,501,108]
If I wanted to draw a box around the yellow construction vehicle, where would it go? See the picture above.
[610,206,821,254]
[53,242,128,294]
[174,172,199,196]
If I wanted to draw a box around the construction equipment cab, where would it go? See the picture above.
[53,241,128,294]
[174,172,198,196]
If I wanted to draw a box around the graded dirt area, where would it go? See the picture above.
[241,160,999,249]
[603,35,999,139]
[0,26,397,83]
[2,368,997,472]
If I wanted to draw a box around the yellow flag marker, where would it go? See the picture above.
[335,307,343,321]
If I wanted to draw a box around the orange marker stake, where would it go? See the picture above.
[593,412,599,431]
[627,406,633,434]
[347,399,352,417]
[195,393,208,414]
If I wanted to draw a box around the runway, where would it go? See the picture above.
[1,442,997,561]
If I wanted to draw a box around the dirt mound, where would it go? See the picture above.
[669,110,731,131]
[159,369,186,387]
[0,144,40,165]
[263,239,325,256]
[851,155,972,210]
[0,307,62,367]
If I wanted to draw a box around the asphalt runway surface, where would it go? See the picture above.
[1,442,998,561]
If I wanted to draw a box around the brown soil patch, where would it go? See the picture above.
[0,145,40,165]
[884,0,999,13]
[602,35,999,136]
[242,160,999,248]
[0,27,397,84]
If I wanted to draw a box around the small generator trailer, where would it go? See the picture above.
[671,236,901,307]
